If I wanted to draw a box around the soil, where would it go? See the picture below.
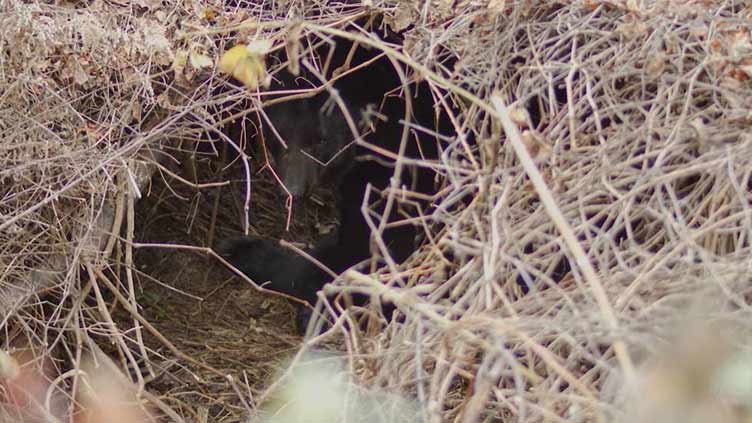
[111,140,340,419]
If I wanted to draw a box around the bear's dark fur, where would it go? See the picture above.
[217,39,444,335]
[261,94,356,199]
[216,93,423,334]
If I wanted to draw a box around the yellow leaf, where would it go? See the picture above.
[219,43,270,90]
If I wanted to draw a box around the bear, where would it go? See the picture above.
[217,92,421,334]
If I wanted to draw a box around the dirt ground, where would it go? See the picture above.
[112,141,341,418]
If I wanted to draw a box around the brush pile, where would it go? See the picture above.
[2,1,752,422]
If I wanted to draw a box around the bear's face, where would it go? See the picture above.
[262,97,357,199]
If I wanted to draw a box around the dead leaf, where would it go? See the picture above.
[385,3,416,33]
[646,53,666,79]
[219,42,271,90]
[189,50,213,69]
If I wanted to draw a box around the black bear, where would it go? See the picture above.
[217,38,443,334]
[217,90,424,334]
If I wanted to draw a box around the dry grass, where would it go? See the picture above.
[3,0,752,422]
